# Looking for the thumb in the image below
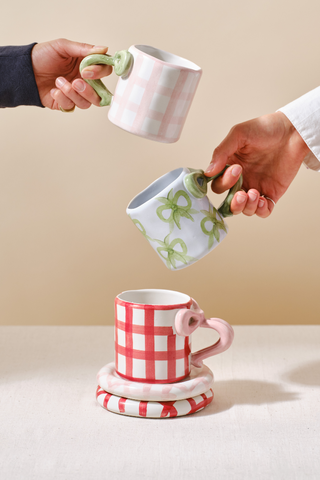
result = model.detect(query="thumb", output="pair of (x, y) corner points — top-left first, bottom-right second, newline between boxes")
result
(205, 126), (240, 177)
(56, 38), (108, 58)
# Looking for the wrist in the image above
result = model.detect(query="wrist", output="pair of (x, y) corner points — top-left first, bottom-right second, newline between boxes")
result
(30, 43), (41, 89)
(276, 110), (310, 158)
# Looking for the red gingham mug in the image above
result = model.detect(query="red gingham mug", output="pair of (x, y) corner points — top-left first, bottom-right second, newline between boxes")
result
(114, 289), (234, 384)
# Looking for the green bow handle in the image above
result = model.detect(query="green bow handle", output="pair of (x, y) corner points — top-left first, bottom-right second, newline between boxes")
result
(184, 166), (243, 218)
(79, 50), (133, 106)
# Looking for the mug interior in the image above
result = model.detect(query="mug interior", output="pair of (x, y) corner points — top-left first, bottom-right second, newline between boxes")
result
(118, 289), (190, 306)
(127, 168), (183, 210)
(135, 45), (201, 71)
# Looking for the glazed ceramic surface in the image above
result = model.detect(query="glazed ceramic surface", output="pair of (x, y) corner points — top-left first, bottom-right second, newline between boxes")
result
(127, 167), (242, 270)
(108, 45), (202, 142)
(114, 289), (234, 384)
(81, 45), (201, 143)
(97, 362), (213, 401)
(96, 385), (214, 418)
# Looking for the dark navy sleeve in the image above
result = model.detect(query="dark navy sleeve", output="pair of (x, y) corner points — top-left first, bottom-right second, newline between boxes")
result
(0, 43), (44, 108)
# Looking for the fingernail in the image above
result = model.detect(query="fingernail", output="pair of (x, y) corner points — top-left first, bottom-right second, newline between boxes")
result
(56, 77), (66, 88)
(248, 191), (258, 202)
(204, 164), (214, 175)
(91, 45), (108, 52)
(73, 79), (86, 92)
(82, 69), (94, 79)
(231, 165), (242, 177)
(258, 199), (265, 208)
(236, 193), (246, 204)
(50, 88), (58, 97)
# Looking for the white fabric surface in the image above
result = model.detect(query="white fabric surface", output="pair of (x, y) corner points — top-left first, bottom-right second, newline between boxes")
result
(278, 86), (320, 171)
(0, 326), (319, 480)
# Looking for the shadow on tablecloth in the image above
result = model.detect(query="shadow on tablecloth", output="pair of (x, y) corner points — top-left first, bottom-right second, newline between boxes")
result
(282, 360), (320, 387)
(190, 379), (300, 417)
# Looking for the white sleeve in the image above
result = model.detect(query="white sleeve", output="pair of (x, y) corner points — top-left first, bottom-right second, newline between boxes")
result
(278, 86), (320, 172)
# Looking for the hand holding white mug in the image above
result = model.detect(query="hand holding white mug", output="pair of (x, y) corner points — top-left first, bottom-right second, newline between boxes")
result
(205, 112), (310, 217)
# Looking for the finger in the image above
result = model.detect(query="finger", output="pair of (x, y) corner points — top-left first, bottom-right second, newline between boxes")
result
(205, 125), (241, 177)
(72, 79), (101, 107)
(81, 64), (113, 80)
(50, 88), (60, 110)
(51, 88), (75, 111)
(242, 189), (260, 216)
(55, 77), (91, 109)
(55, 38), (108, 58)
(255, 197), (272, 218)
(260, 197), (276, 217)
(230, 191), (248, 215)
(210, 164), (242, 194)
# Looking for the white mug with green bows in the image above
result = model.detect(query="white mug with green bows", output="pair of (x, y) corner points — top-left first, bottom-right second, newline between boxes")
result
(127, 167), (242, 270)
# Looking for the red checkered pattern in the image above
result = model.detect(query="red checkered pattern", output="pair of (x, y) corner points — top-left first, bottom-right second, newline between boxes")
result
(108, 46), (202, 143)
(114, 297), (193, 384)
(96, 386), (214, 418)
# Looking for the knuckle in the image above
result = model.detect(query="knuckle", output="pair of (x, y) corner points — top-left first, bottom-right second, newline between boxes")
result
(230, 208), (242, 215)
(55, 38), (67, 50)
(81, 42), (93, 49)
(78, 100), (91, 110)
(230, 123), (243, 138)
(229, 124), (238, 135)
(213, 145), (222, 156)
(64, 102), (75, 111)
(258, 211), (270, 219)
(243, 210), (255, 217)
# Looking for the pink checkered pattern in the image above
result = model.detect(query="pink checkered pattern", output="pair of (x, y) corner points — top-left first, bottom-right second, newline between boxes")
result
(108, 46), (202, 143)
(114, 297), (193, 384)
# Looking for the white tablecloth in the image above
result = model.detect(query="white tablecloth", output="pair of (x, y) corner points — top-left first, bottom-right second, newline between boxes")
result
(0, 326), (319, 479)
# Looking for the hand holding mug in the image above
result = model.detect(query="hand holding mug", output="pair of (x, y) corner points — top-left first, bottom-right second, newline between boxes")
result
(32, 39), (112, 111)
(80, 44), (202, 142)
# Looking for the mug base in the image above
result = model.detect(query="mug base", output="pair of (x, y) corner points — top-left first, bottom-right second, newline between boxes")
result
(108, 114), (181, 144)
(115, 369), (189, 384)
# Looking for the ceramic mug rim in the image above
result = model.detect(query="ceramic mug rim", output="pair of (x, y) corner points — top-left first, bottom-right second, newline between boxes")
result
(116, 288), (192, 310)
(131, 45), (202, 72)
(127, 167), (187, 211)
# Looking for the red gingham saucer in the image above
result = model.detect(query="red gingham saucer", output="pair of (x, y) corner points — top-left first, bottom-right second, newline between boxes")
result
(96, 385), (214, 418)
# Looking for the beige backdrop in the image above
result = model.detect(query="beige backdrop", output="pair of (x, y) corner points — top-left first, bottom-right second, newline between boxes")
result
(1, 0), (320, 326)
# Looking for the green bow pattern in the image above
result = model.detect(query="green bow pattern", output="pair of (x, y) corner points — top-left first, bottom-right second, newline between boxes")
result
(200, 205), (228, 249)
(156, 189), (199, 231)
(155, 234), (197, 270)
(129, 216), (154, 242)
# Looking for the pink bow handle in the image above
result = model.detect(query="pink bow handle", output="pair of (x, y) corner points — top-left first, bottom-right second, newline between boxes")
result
(175, 307), (234, 368)
(174, 308), (203, 336)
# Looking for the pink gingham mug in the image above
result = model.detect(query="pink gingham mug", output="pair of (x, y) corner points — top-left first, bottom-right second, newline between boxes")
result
(80, 45), (202, 143)
(114, 289), (234, 384)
